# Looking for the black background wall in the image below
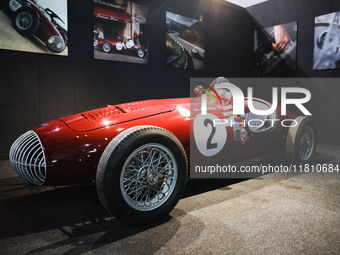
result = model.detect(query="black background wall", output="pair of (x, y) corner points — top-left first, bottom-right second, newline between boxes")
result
(0, 0), (254, 157)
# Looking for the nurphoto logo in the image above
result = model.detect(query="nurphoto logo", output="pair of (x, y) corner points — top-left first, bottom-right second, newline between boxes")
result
(199, 81), (311, 116)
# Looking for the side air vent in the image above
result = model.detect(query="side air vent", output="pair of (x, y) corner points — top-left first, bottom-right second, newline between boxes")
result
(81, 108), (124, 121)
(9, 130), (46, 185)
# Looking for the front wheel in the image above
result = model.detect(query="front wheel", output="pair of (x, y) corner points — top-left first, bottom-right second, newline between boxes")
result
(286, 117), (317, 162)
(96, 126), (188, 222)
(13, 8), (39, 35)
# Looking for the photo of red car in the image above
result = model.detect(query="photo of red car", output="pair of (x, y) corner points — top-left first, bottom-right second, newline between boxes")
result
(7, 0), (67, 53)
(8, 77), (316, 222)
(94, 37), (147, 58)
(93, 1), (148, 64)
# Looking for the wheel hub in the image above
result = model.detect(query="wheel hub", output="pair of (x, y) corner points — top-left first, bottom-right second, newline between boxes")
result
(147, 172), (159, 185)
(19, 14), (32, 28)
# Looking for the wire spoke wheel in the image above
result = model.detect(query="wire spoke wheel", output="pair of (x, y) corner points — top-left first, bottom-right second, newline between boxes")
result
(13, 8), (39, 35)
(16, 12), (33, 30)
(120, 143), (178, 211)
(97, 126), (187, 222)
(298, 126), (315, 161)
(286, 117), (317, 162)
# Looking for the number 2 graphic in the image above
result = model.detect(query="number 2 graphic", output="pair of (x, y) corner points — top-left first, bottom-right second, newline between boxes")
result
(193, 113), (227, 157)
(204, 119), (217, 150)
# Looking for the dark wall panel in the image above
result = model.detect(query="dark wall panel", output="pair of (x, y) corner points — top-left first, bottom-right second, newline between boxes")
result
(247, 0), (279, 27)
(295, 0), (330, 21)
(39, 56), (76, 122)
(0, 51), (40, 155)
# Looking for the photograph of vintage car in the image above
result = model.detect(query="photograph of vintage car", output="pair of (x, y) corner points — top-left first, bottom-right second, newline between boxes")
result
(94, 37), (147, 58)
(93, 0), (148, 64)
(0, 0), (68, 55)
(254, 22), (298, 75)
(313, 11), (340, 70)
(166, 11), (205, 70)
(9, 77), (316, 222)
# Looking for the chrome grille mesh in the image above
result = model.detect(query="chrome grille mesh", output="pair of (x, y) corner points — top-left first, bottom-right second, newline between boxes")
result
(9, 130), (46, 185)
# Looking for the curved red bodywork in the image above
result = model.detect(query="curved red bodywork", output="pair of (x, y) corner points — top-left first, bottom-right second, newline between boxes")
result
(34, 8), (62, 44)
(24, 97), (296, 185)
(34, 99), (191, 185)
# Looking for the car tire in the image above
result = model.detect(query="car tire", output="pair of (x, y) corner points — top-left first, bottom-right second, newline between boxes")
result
(286, 117), (317, 162)
(96, 126), (188, 222)
(13, 8), (39, 35)
(115, 43), (123, 51)
(137, 48), (145, 58)
(102, 42), (111, 53)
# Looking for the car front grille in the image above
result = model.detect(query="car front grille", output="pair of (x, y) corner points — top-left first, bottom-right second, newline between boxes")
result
(9, 130), (46, 185)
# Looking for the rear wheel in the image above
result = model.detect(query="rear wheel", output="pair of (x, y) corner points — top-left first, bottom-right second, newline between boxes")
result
(286, 117), (317, 162)
(13, 8), (39, 35)
(96, 126), (187, 222)
(137, 48), (145, 58)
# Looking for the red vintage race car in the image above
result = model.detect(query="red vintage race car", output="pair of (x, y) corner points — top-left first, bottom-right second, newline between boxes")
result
(8, 0), (67, 53)
(94, 37), (146, 58)
(9, 77), (316, 222)
(191, 48), (201, 58)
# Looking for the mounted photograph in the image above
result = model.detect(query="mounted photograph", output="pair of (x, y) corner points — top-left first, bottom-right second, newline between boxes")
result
(313, 11), (340, 70)
(0, 0), (68, 55)
(93, 0), (148, 64)
(166, 11), (204, 71)
(254, 21), (298, 75)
